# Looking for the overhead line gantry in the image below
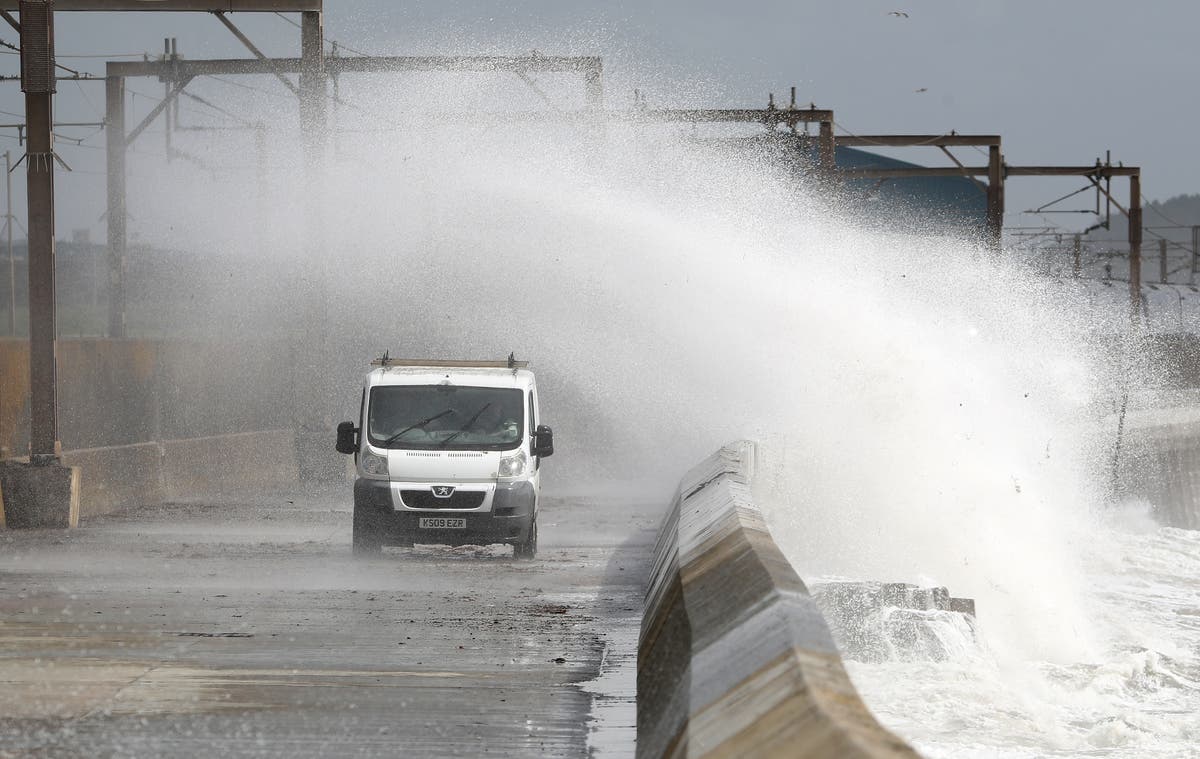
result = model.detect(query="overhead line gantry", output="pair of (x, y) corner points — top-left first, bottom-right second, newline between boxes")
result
(4, 0), (325, 522)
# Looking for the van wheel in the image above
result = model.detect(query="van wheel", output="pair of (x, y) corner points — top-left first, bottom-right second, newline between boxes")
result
(352, 504), (383, 556)
(514, 518), (538, 560)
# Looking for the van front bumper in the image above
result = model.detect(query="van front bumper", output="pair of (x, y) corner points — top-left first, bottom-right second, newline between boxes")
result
(353, 478), (536, 546)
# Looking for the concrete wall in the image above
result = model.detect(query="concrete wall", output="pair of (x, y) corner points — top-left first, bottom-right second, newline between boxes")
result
(159, 430), (300, 502)
(1119, 409), (1200, 529)
(60, 441), (164, 517)
(2, 429), (299, 522)
(0, 338), (159, 455)
(53, 429), (299, 519)
(0, 339), (30, 459)
(0, 337), (298, 457)
(638, 441), (920, 759)
(0, 336), (338, 523)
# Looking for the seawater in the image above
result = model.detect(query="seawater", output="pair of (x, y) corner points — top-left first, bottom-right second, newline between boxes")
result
(829, 508), (1200, 758)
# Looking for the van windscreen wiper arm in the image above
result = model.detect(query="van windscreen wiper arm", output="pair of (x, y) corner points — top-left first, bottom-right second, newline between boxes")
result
(439, 403), (491, 447)
(384, 408), (454, 446)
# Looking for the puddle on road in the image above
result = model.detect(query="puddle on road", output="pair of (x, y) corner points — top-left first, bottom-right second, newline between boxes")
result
(581, 614), (638, 759)
(531, 590), (639, 759)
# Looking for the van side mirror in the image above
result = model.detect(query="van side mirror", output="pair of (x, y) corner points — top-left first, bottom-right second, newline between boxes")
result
(532, 425), (554, 458)
(335, 421), (359, 455)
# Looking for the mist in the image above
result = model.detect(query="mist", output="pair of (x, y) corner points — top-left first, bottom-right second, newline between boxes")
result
(116, 66), (1156, 653)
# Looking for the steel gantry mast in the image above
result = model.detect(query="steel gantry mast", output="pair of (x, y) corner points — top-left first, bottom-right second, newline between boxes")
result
(836, 143), (1143, 320)
(0, 0), (323, 525)
(833, 134), (1005, 249)
(100, 42), (605, 479)
(101, 52), (605, 337)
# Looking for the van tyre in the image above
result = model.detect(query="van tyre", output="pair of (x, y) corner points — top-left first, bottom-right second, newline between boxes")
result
(352, 504), (383, 556)
(514, 518), (538, 560)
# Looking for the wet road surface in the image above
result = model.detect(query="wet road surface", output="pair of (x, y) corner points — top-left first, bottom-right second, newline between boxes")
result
(0, 487), (661, 758)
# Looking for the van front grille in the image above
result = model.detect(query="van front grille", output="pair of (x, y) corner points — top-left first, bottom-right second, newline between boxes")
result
(400, 490), (487, 510)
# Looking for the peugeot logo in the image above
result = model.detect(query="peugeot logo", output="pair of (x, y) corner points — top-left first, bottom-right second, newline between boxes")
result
(431, 486), (456, 498)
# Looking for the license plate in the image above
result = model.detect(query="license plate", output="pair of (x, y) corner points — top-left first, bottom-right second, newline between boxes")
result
(419, 517), (466, 529)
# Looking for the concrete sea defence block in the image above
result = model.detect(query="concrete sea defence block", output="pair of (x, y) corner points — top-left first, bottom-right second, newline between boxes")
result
(0, 459), (80, 528)
(0, 338), (164, 456)
(0, 338), (30, 460)
(160, 429), (299, 500)
(1118, 421), (1200, 530)
(61, 442), (165, 518)
(638, 441), (920, 759)
(809, 582), (977, 663)
(17, 430), (299, 519)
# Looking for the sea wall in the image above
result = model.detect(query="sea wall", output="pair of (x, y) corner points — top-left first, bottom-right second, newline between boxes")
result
(637, 441), (919, 759)
(0, 429), (299, 523)
(0, 337), (296, 458)
(1119, 404), (1200, 529)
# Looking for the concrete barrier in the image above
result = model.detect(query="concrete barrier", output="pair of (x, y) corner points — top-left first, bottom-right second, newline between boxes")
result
(0, 337), (302, 457)
(809, 582), (977, 663)
(0, 429), (300, 524)
(160, 429), (299, 500)
(0, 460), (80, 528)
(62, 442), (164, 517)
(1119, 413), (1200, 530)
(638, 441), (919, 759)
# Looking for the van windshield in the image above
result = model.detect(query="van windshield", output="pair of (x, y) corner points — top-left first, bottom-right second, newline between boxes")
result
(368, 385), (524, 451)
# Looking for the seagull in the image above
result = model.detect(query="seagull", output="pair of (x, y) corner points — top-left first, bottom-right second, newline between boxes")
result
(888, 10), (910, 18)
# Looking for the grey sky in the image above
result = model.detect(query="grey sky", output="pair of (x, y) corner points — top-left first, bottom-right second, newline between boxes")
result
(1, 0), (1194, 240)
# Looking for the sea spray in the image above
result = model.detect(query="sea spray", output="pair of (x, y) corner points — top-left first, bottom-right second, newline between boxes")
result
(120, 78), (1192, 755)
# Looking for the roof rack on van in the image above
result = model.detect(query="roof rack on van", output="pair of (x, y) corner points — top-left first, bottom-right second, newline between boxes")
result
(371, 351), (528, 369)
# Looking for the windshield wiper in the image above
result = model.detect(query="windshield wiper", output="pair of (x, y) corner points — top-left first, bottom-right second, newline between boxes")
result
(439, 403), (491, 448)
(383, 408), (455, 446)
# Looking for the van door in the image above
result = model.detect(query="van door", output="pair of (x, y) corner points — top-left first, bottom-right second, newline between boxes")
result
(528, 389), (539, 471)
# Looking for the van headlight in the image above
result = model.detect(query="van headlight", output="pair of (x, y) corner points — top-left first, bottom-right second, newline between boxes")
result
(498, 451), (527, 479)
(360, 449), (389, 478)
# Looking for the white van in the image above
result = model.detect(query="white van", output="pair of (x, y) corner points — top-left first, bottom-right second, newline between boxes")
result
(336, 356), (553, 558)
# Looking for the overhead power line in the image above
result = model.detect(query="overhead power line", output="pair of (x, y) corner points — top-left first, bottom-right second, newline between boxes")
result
(206, 73), (294, 101)
(0, 38), (99, 78)
(47, 52), (145, 59)
(179, 89), (255, 127)
(272, 11), (375, 57)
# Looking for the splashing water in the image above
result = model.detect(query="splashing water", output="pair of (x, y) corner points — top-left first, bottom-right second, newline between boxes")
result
(126, 76), (1196, 756)
(822, 513), (1200, 759)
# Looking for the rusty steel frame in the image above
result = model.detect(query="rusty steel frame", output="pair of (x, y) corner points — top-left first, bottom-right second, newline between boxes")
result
(0, 1), (319, 9)
(15, 0), (323, 462)
(845, 153), (1142, 318)
(612, 106), (837, 172)
(833, 134), (1005, 249)
(107, 54), (605, 78)
(104, 49), (605, 337)
(22, 0), (56, 461)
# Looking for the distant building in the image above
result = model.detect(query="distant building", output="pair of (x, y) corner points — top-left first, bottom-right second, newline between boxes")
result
(834, 145), (986, 236)
(708, 133), (987, 237)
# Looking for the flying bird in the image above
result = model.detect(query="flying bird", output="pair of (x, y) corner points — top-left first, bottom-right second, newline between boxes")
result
(888, 11), (910, 18)
(914, 87), (928, 93)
